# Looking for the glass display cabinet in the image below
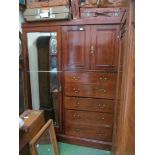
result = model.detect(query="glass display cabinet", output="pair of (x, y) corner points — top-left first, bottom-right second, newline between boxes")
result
(23, 26), (62, 132)
(30, 119), (59, 155)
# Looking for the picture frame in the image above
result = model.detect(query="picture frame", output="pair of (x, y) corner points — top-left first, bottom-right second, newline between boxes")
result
(29, 119), (59, 155)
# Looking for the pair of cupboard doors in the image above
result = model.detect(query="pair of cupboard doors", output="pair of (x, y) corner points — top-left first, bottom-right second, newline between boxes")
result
(62, 25), (119, 71)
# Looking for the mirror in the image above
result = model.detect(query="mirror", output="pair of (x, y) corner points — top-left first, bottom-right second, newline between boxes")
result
(27, 32), (60, 127)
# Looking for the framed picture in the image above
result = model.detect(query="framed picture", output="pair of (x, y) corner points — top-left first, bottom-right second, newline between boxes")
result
(29, 119), (59, 155)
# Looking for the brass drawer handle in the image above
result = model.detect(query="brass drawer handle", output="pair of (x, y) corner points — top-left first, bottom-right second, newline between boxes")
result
(98, 77), (108, 81)
(74, 128), (80, 132)
(97, 104), (106, 108)
(103, 124), (112, 128)
(97, 89), (106, 93)
(74, 90), (80, 93)
(97, 133), (104, 136)
(73, 114), (80, 119)
(73, 88), (80, 93)
(72, 76), (80, 81)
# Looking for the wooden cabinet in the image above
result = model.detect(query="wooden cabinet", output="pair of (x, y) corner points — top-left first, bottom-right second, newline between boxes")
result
(62, 25), (119, 71)
(62, 24), (120, 150)
(22, 17), (124, 151)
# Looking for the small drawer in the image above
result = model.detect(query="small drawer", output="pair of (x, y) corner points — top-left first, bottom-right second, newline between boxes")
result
(65, 83), (116, 99)
(64, 97), (114, 113)
(65, 122), (113, 141)
(64, 71), (117, 85)
(65, 110), (113, 127)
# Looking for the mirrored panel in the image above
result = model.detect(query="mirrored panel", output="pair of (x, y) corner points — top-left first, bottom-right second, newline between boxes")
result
(27, 32), (60, 127)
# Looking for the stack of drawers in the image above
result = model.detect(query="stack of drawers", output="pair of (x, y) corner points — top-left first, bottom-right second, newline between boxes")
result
(64, 71), (117, 142)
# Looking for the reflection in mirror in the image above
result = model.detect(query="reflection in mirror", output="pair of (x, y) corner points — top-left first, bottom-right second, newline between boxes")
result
(27, 32), (59, 127)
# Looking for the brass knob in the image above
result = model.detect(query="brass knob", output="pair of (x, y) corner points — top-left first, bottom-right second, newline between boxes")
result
(74, 101), (80, 107)
(101, 117), (105, 120)
(76, 102), (80, 105)
(90, 45), (94, 54)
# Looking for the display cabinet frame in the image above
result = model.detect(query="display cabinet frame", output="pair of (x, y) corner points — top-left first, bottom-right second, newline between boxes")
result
(30, 119), (59, 155)
(22, 26), (62, 133)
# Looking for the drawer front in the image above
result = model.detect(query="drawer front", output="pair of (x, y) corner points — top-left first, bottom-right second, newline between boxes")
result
(65, 84), (116, 99)
(64, 97), (114, 113)
(64, 72), (117, 85)
(65, 122), (113, 141)
(65, 110), (113, 127)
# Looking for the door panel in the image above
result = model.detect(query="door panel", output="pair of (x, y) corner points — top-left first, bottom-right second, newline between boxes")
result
(62, 26), (91, 70)
(91, 25), (119, 71)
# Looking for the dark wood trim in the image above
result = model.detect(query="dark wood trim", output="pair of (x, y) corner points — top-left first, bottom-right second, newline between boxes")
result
(112, 0), (135, 154)
(57, 134), (112, 150)
(22, 31), (32, 109)
(19, 31), (27, 112)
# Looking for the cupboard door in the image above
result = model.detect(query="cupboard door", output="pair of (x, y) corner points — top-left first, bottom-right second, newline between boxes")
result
(62, 26), (91, 70)
(91, 25), (119, 71)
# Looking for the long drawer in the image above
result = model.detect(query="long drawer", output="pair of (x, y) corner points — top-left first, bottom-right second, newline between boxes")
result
(64, 72), (117, 84)
(65, 122), (113, 141)
(65, 84), (116, 99)
(65, 110), (113, 127)
(64, 97), (114, 113)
